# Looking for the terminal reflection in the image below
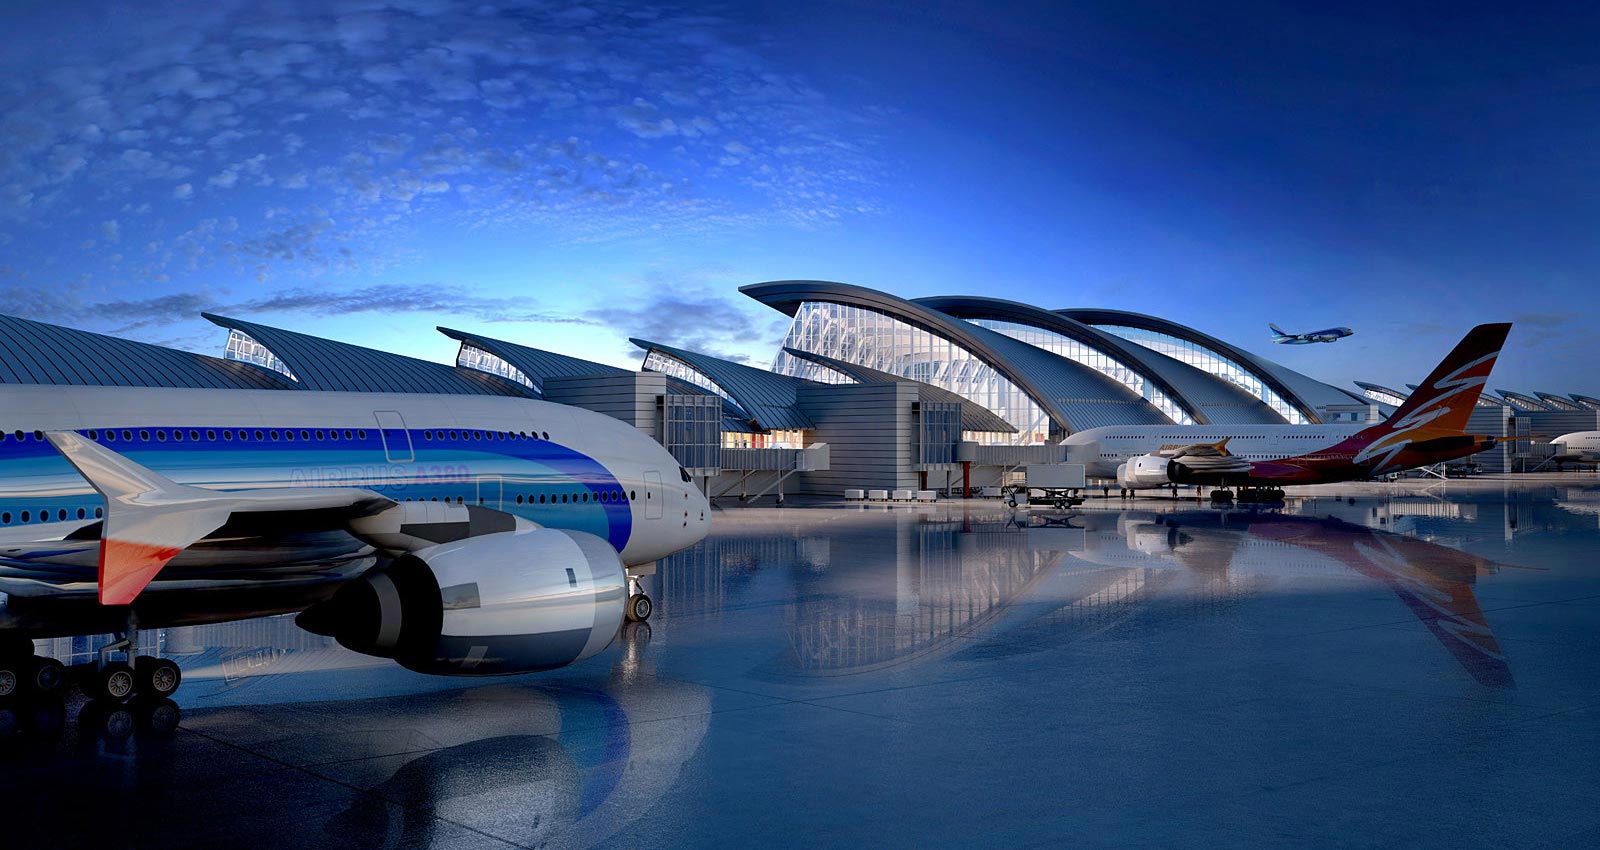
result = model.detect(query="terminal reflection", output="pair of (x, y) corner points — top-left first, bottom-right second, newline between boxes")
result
(660, 501), (1526, 689)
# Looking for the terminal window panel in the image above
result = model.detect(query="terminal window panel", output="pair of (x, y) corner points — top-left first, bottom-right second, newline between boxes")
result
(916, 401), (962, 465)
(968, 319), (1195, 425)
(662, 394), (721, 470)
(1094, 325), (1310, 425)
(775, 301), (1052, 445)
(223, 329), (299, 382)
(456, 345), (538, 391)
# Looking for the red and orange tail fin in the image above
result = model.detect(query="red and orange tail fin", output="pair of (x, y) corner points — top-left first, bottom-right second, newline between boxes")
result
(1359, 323), (1511, 438)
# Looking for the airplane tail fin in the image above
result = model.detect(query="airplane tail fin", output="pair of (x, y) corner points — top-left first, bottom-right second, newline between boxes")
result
(1356, 323), (1512, 438)
(1269, 323), (1288, 336)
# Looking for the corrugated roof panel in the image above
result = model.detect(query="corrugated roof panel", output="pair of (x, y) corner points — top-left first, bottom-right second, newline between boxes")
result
(0, 314), (294, 390)
(438, 327), (629, 392)
(631, 338), (818, 431)
(203, 314), (532, 397)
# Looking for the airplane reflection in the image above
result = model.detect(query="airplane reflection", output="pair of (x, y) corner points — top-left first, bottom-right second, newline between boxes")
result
(0, 625), (706, 850)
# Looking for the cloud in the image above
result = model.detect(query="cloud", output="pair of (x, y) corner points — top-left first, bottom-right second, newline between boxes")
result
(585, 287), (778, 365)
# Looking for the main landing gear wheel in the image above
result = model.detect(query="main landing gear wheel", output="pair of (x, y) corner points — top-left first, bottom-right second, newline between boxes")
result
(97, 662), (136, 702)
(626, 593), (653, 623)
(136, 657), (181, 698)
(0, 664), (16, 699)
(28, 656), (64, 694)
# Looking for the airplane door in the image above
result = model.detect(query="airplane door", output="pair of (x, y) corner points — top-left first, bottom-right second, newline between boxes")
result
(374, 410), (414, 463)
(644, 470), (663, 519)
(476, 476), (502, 510)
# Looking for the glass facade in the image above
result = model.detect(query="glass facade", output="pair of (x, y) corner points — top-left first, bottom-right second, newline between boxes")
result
(772, 301), (1052, 444)
(1360, 386), (1408, 407)
(223, 329), (298, 382)
(456, 344), (537, 391)
(1092, 325), (1309, 424)
(662, 394), (722, 470)
(643, 351), (741, 408)
(916, 401), (963, 465)
(968, 319), (1194, 425)
(783, 357), (858, 385)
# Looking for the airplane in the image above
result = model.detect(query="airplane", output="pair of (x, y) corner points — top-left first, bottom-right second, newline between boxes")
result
(1549, 431), (1600, 463)
(0, 382), (712, 704)
(1062, 322), (1520, 493)
(1270, 322), (1353, 344)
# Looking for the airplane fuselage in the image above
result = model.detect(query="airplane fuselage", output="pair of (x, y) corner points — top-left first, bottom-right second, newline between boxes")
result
(0, 385), (711, 598)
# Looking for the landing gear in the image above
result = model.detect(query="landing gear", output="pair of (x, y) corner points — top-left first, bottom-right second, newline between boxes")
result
(0, 635), (66, 699)
(27, 656), (64, 694)
(93, 616), (184, 702)
(625, 575), (653, 623)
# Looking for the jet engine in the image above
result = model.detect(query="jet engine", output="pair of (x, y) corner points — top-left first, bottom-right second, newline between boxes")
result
(1117, 454), (1179, 489)
(297, 528), (627, 675)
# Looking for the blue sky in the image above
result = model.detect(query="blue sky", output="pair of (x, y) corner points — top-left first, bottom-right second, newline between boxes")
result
(0, 0), (1595, 396)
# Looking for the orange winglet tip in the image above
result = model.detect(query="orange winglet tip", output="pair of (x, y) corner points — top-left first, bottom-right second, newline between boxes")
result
(98, 539), (183, 606)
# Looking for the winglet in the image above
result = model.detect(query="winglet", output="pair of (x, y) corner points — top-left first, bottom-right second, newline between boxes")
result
(46, 431), (231, 605)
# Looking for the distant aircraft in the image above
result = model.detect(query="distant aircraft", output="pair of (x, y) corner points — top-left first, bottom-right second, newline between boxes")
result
(1270, 322), (1353, 344)
(1064, 323), (1522, 494)
(1551, 432), (1600, 462)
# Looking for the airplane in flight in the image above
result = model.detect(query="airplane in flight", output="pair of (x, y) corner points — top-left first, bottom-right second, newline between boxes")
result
(1063, 322), (1518, 494)
(0, 381), (712, 703)
(1270, 322), (1354, 344)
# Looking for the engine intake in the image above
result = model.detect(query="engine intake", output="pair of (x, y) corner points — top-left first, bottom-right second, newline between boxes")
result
(298, 528), (627, 675)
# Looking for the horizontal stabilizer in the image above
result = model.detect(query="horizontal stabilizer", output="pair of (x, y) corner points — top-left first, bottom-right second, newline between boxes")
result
(46, 431), (394, 605)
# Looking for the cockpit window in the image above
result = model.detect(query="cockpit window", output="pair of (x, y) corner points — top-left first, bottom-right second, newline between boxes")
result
(679, 466), (692, 483)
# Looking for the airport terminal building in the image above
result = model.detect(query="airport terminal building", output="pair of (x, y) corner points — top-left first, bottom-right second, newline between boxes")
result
(0, 281), (1592, 495)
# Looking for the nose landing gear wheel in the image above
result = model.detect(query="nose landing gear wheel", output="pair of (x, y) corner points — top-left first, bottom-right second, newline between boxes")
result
(625, 593), (653, 623)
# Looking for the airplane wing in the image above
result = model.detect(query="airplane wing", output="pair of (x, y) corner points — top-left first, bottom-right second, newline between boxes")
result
(47, 431), (394, 605)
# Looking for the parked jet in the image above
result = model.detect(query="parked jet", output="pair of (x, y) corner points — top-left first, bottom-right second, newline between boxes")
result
(0, 384), (711, 703)
(1064, 323), (1518, 492)
(1270, 323), (1353, 344)
(1550, 431), (1600, 462)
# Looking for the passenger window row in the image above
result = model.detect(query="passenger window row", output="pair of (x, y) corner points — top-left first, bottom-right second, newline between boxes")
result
(1, 428), (554, 444)
(0, 505), (102, 525)
(399, 490), (638, 506)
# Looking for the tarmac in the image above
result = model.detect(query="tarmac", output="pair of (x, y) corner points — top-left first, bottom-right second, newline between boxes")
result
(3, 473), (1599, 848)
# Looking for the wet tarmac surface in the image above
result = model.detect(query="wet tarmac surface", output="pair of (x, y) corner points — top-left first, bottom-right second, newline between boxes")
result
(4, 475), (1600, 848)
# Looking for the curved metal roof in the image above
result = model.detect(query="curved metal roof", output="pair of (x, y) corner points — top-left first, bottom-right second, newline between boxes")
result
(0, 313), (294, 390)
(632, 338), (818, 431)
(916, 295), (1285, 426)
(1571, 394), (1600, 410)
(742, 281), (1171, 434)
(1056, 308), (1356, 422)
(1536, 392), (1583, 411)
(438, 327), (628, 392)
(203, 314), (531, 397)
(1496, 389), (1551, 411)
(1354, 381), (1410, 405)
(780, 347), (1018, 433)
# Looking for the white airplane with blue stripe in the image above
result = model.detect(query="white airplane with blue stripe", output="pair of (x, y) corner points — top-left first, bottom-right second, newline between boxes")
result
(1270, 322), (1353, 344)
(0, 383), (710, 701)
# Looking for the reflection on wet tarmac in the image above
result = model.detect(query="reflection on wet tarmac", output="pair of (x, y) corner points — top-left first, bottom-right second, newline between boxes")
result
(5, 477), (1600, 847)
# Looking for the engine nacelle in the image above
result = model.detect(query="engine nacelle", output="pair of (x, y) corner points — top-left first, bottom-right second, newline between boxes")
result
(1117, 454), (1178, 489)
(298, 527), (627, 676)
